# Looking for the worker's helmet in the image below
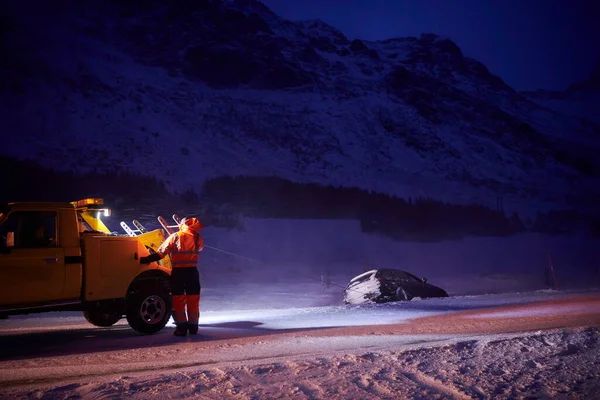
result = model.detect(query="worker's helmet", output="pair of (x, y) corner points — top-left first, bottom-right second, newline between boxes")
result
(180, 216), (203, 232)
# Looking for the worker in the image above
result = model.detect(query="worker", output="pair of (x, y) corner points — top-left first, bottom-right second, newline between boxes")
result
(140, 217), (204, 336)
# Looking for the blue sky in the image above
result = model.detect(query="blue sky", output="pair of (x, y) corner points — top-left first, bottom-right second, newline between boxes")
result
(261, 0), (599, 91)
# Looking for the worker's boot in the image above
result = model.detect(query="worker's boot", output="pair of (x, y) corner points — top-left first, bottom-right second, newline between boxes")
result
(188, 322), (198, 335)
(174, 323), (188, 337)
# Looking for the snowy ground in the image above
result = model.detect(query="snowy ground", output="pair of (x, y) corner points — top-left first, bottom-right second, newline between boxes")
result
(1, 220), (599, 399)
(0, 286), (599, 399)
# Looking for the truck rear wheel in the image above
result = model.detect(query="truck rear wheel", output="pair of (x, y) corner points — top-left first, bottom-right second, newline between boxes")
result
(83, 309), (122, 327)
(126, 281), (171, 334)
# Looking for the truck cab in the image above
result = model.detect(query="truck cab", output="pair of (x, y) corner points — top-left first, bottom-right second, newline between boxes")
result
(0, 198), (173, 334)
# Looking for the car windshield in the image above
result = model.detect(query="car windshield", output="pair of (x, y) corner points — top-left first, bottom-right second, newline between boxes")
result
(378, 269), (422, 282)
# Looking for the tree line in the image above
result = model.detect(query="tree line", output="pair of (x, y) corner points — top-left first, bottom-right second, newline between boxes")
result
(0, 155), (170, 204)
(199, 175), (599, 240)
(199, 175), (528, 241)
(2, 156), (596, 241)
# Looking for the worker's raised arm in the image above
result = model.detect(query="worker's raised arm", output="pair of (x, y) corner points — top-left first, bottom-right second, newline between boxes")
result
(157, 232), (178, 256)
(140, 232), (178, 264)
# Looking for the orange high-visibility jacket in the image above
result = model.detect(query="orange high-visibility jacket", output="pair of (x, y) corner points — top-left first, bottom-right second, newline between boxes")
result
(157, 217), (204, 268)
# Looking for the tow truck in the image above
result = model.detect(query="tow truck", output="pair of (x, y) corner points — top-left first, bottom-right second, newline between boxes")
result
(0, 198), (172, 334)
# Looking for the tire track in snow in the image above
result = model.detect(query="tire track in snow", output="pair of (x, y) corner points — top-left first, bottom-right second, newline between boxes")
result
(2, 327), (599, 399)
(402, 369), (471, 399)
(294, 381), (322, 399)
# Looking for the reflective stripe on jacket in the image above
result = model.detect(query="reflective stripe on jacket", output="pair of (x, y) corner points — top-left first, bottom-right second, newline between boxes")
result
(158, 230), (204, 268)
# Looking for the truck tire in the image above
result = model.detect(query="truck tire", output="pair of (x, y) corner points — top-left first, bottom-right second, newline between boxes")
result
(126, 281), (171, 334)
(83, 309), (122, 327)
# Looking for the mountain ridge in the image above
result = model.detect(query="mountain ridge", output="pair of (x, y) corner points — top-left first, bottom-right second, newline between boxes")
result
(522, 58), (600, 125)
(1, 0), (599, 217)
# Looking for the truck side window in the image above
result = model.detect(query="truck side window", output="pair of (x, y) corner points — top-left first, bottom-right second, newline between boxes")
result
(0, 211), (57, 248)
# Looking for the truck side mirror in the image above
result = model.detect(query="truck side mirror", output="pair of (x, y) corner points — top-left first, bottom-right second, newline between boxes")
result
(421, 277), (428, 284)
(6, 232), (14, 248)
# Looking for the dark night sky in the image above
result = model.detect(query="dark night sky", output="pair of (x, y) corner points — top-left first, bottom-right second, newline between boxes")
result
(261, 0), (599, 91)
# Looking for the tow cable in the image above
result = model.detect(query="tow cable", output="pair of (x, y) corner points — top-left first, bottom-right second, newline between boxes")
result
(203, 244), (369, 295)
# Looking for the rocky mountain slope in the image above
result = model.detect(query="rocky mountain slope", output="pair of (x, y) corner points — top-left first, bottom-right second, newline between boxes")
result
(1, 0), (598, 216)
(522, 59), (600, 124)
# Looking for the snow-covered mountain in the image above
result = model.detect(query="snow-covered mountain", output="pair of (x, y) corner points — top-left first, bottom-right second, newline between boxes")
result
(1, 0), (599, 215)
(522, 59), (600, 125)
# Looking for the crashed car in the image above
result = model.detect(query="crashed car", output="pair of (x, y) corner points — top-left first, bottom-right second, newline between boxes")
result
(343, 268), (449, 305)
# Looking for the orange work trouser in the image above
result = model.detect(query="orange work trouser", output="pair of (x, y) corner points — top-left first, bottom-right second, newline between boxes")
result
(171, 267), (201, 325)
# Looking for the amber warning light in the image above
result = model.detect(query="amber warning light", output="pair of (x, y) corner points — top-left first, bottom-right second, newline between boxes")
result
(72, 198), (104, 208)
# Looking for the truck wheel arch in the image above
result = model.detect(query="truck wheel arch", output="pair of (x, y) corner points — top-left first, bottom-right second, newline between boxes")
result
(128, 270), (171, 293)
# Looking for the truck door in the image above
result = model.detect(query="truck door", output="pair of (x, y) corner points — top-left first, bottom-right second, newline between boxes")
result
(0, 210), (66, 305)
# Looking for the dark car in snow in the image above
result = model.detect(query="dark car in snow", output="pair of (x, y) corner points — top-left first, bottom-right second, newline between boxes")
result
(343, 268), (449, 305)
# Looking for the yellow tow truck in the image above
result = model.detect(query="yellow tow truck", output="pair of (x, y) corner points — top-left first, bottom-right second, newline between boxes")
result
(0, 198), (172, 334)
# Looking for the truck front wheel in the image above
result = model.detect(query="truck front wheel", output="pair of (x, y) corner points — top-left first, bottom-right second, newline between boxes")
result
(83, 309), (122, 327)
(126, 281), (171, 334)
